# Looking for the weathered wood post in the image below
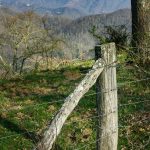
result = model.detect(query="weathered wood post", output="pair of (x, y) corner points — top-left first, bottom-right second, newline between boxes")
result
(95, 43), (118, 150)
(34, 58), (104, 150)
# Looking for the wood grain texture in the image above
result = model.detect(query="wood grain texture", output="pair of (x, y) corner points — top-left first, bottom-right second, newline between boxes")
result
(35, 58), (104, 150)
(95, 43), (118, 150)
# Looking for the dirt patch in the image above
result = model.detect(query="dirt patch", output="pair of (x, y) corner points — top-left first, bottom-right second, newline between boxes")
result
(63, 71), (81, 81)
(32, 87), (53, 95)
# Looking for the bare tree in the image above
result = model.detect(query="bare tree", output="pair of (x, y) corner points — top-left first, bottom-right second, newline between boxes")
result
(0, 11), (63, 75)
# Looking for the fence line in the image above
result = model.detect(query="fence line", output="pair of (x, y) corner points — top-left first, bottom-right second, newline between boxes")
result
(0, 94), (149, 113)
(118, 117), (149, 128)
(119, 99), (150, 107)
(1, 59), (140, 112)
(64, 101), (149, 126)
(0, 99), (65, 112)
(118, 78), (150, 86)
(74, 117), (149, 150)
(74, 61), (131, 74)
(0, 102), (149, 144)
(0, 98), (148, 143)
(0, 77), (149, 113)
(0, 130), (37, 141)
(11, 59), (146, 80)
(73, 117), (149, 150)
(0, 43), (149, 150)
(54, 58), (136, 75)
(0, 107), (148, 142)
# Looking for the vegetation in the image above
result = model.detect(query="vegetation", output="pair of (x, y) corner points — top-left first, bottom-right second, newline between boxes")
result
(0, 11), (64, 77)
(0, 56), (149, 149)
(89, 25), (129, 52)
(0, 3), (149, 150)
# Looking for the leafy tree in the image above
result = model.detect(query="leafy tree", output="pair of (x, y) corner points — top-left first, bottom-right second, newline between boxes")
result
(89, 25), (129, 52)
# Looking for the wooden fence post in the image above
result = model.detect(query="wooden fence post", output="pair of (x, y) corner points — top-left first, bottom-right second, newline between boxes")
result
(95, 43), (118, 150)
(35, 58), (104, 150)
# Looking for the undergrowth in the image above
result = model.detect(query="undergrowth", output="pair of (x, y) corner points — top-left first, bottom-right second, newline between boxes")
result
(0, 58), (149, 150)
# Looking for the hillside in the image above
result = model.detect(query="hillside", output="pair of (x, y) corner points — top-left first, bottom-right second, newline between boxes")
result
(0, 7), (131, 59)
(44, 8), (131, 59)
(60, 8), (131, 34)
(0, 59), (149, 149)
(0, 0), (130, 18)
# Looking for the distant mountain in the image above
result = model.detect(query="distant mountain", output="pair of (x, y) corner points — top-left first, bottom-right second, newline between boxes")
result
(0, 7), (131, 59)
(61, 8), (131, 34)
(44, 8), (131, 59)
(0, 0), (131, 18)
(44, 8), (131, 36)
(46, 7), (86, 19)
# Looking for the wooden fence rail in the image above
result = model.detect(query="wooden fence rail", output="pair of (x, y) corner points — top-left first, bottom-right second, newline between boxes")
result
(34, 43), (118, 150)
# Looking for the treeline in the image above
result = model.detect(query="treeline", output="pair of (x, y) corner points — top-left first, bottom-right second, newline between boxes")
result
(43, 8), (131, 59)
(0, 10), (65, 77)
(0, 7), (131, 77)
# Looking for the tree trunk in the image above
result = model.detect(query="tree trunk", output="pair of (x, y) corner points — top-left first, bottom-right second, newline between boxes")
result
(131, 0), (150, 64)
(20, 58), (26, 74)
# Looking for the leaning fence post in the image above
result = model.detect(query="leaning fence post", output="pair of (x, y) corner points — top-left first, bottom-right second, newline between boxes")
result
(95, 43), (118, 150)
(34, 58), (104, 150)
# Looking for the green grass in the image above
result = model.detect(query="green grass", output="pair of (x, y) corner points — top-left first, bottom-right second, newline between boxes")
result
(0, 59), (149, 150)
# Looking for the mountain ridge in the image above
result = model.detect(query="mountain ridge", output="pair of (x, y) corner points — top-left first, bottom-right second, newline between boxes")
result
(0, 0), (131, 18)
(0, 7), (131, 59)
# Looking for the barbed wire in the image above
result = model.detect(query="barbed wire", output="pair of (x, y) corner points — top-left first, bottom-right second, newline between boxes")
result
(0, 90), (149, 113)
(54, 57), (137, 75)
(0, 98), (148, 141)
(0, 99), (65, 113)
(0, 81), (148, 144)
(119, 99), (150, 107)
(64, 99), (150, 126)
(0, 105), (148, 142)
(118, 78), (150, 86)
(0, 95), (148, 143)
(0, 133), (23, 141)
(0, 130), (38, 141)
(0, 76), (149, 113)
(74, 117), (149, 150)
(0, 60), (115, 112)
(53, 60), (149, 78)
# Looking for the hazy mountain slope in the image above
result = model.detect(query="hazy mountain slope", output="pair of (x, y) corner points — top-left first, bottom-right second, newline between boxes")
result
(0, 7), (131, 59)
(56, 9), (131, 35)
(36, 8), (131, 59)
(0, 0), (131, 18)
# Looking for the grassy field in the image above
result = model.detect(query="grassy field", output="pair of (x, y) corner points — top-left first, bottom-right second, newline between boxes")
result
(0, 57), (149, 150)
